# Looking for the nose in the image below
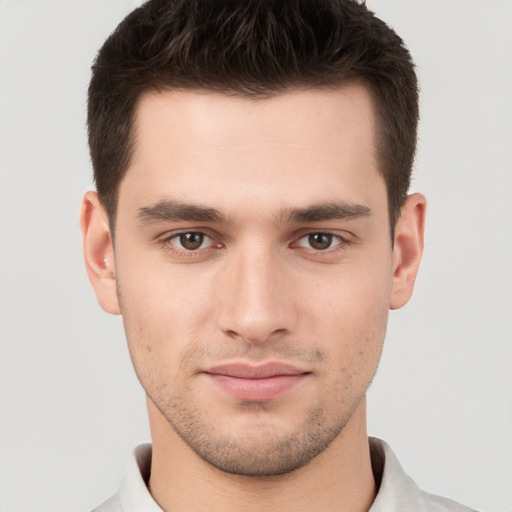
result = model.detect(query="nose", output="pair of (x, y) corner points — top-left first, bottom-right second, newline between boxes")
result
(216, 246), (297, 344)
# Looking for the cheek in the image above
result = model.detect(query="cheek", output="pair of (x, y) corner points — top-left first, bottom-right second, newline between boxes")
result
(115, 259), (217, 383)
(298, 260), (391, 366)
(118, 248), (215, 326)
(300, 255), (392, 322)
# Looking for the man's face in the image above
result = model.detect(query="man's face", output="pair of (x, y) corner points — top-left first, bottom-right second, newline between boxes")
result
(111, 86), (396, 475)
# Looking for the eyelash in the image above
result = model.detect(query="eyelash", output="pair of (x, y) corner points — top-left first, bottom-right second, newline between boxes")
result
(160, 231), (221, 258)
(293, 232), (347, 253)
(159, 230), (352, 259)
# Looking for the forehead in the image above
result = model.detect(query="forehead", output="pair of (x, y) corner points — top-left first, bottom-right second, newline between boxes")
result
(120, 85), (384, 219)
(132, 85), (377, 156)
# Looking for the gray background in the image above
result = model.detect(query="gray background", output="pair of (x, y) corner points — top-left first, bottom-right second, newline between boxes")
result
(0, 1), (511, 511)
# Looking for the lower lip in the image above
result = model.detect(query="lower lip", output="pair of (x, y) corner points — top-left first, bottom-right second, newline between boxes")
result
(206, 373), (307, 401)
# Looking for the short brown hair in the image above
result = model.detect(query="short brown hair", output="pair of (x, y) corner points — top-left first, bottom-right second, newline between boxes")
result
(88, 0), (418, 230)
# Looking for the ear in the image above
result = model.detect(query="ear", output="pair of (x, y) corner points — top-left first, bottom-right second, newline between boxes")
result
(390, 193), (427, 310)
(79, 191), (120, 315)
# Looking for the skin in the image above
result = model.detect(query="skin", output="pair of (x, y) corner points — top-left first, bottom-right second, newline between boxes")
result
(81, 85), (426, 512)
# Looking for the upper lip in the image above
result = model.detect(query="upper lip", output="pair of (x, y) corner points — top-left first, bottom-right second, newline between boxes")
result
(206, 361), (308, 379)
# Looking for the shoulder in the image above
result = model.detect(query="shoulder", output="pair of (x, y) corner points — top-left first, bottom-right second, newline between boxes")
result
(90, 494), (122, 512)
(418, 490), (478, 512)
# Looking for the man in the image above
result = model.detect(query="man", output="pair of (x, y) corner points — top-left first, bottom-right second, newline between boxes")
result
(80, 1), (476, 511)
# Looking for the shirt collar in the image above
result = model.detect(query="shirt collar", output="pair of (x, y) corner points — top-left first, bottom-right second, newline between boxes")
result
(368, 437), (427, 512)
(118, 443), (163, 511)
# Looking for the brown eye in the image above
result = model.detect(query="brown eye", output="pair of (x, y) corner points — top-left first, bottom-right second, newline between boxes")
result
(178, 232), (205, 250)
(308, 233), (333, 250)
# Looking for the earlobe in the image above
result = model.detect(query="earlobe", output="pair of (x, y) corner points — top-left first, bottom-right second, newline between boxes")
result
(390, 193), (427, 310)
(80, 191), (121, 315)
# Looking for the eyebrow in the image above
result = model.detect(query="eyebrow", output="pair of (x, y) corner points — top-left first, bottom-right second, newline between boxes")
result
(137, 199), (371, 226)
(137, 201), (227, 224)
(285, 202), (371, 223)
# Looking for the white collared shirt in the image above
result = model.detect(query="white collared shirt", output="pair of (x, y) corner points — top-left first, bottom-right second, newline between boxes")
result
(92, 438), (477, 512)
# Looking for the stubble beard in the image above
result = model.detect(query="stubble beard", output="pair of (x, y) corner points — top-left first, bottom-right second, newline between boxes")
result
(146, 382), (365, 477)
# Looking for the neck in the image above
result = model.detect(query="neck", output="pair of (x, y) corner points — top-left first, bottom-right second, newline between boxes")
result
(147, 397), (376, 512)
